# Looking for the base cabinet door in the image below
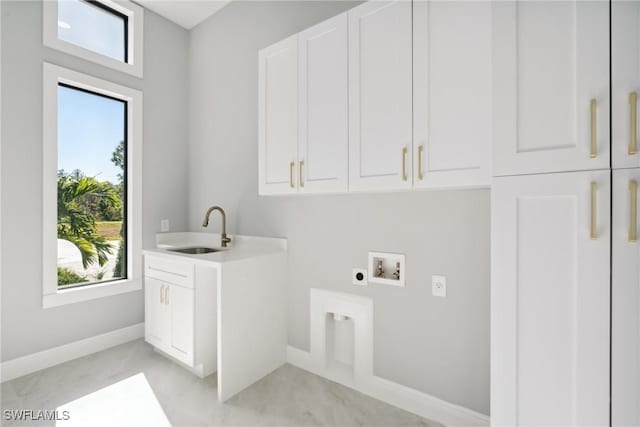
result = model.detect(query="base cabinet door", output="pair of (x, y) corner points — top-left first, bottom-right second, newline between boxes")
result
(413, 0), (492, 188)
(613, 1), (640, 169)
(259, 35), (298, 195)
(168, 284), (195, 366)
(491, 170), (610, 426)
(492, 1), (609, 176)
(348, 0), (413, 191)
(145, 277), (170, 349)
(612, 168), (640, 426)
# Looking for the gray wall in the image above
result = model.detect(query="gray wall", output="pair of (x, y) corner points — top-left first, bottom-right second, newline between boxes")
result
(0, 1), (189, 361)
(189, 1), (490, 415)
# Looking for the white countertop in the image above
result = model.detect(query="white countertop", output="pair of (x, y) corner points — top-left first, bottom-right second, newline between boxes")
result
(142, 232), (287, 266)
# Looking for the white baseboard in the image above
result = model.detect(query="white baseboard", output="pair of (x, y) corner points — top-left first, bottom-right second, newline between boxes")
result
(286, 346), (489, 427)
(0, 323), (144, 383)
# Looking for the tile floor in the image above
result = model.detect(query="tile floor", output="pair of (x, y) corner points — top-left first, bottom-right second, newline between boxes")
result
(1, 340), (438, 427)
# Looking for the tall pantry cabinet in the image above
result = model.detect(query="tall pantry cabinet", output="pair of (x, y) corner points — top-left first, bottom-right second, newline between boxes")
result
(491, 0), (627, 425)
(493, 0), (640, 425)
(612, 1), (640, 425)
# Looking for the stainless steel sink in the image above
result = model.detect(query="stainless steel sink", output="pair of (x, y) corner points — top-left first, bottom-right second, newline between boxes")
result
(168, 247), (221, 254)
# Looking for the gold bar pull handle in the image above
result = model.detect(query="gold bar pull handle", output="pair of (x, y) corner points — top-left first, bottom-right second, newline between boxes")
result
(630, 180), (638, 242)
(590, 99), (597, 158)
(590, 181), (598, 240)
(289, 161), (295, 188)
(299, 160), (305, 188)
(402, 147), (408, 181)
(165, 286), (169, 305)
(417, 145), (424, 181)
(630, 92), (638, 155)
(160, 285), (165, 304)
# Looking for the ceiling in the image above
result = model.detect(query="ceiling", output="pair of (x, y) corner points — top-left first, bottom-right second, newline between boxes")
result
(136, 0), (233, 30)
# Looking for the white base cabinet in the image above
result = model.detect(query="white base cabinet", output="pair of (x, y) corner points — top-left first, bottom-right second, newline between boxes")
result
(613, 168), (640, 426)
(491, 170), (610, 426)
(144, 255), (217, 377)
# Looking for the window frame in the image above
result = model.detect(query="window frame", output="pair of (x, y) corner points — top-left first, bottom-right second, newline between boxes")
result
(43, 0), (144, 78)
(42, 63), (143, 308)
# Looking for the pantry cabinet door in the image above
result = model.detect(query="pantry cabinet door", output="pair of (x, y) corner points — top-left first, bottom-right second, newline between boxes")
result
(612, 168), (640, 426)
(413, 1), (492, 189)
(145, 277), (170, 350)
(491, 170), (610, 426)
(348, 0), (413, 191)
(298, 13), (348, 194)
(493, 1), (610, 176)
(258, 35), (298, 195)
(612, 1), (640, 169)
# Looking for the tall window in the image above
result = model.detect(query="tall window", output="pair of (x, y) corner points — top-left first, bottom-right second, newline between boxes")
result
(43, 64), (142, 308)
(57, 84), (127, 289)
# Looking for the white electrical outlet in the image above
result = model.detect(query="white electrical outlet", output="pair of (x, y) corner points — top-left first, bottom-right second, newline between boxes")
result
(160, 219), (170, 232)
(432, 275), (447, 297)
(352, 268), (368, 286)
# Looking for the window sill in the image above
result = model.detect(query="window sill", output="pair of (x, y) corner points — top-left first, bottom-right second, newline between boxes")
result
(43, 278), (142, 308)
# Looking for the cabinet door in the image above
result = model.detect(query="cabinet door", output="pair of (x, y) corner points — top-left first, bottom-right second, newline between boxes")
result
(145, 277), (169, 349)
(491, 170), (610, 426)
(348, 0), (413, 191)
(612, 1), (640, 169)
(413, 1), (491, 189)
(298, 13), (348, 194)
(258, 35), (298, 195)
(168, 284), (194, 366)
(612, 168), (640, 426)
(493, 1), (609, 176)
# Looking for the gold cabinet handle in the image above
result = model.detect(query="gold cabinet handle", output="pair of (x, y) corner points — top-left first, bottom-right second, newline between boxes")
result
(402, 147), (408, 181)
(289, 161), (295, 188)
(417, 145), (424, 181)
(590, 99), (597, 158)
(630, 92), (638, 155)
(630, 180), (638, 242)
(165, 286), (169, 305)
(160, 285), (164, 304)
(299, 160), (305, 188)
(590, 181), (597, 240)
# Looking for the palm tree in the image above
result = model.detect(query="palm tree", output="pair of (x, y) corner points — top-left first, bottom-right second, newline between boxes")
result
(57, 172), (120, 269)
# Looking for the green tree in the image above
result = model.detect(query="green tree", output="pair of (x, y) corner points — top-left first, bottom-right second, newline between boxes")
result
(112, 140), (126, 278)
(57, 173), (120, 269)
(111, 140), (125, 182)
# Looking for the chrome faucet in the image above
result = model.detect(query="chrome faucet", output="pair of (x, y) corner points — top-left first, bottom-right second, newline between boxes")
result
(202, 206), (231, 248)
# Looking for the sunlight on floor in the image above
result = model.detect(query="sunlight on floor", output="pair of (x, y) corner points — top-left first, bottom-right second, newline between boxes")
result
(56, 373), (171, 427)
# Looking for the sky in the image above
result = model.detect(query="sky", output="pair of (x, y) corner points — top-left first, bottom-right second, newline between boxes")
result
(58, 0), (126, 62)
(58, 84), (125, 184)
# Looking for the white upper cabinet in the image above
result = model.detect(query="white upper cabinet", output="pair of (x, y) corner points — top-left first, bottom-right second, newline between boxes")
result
(613, 1), (640, 169)
(259, 35), (298, 195)
(413, 1), (492, 188)
(612, 168), (640, 426)
(298, 13), (349, 193)
(348, 0), (413, 191)
(493, 1), (610, 176)
(492, 170), (610, 426)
